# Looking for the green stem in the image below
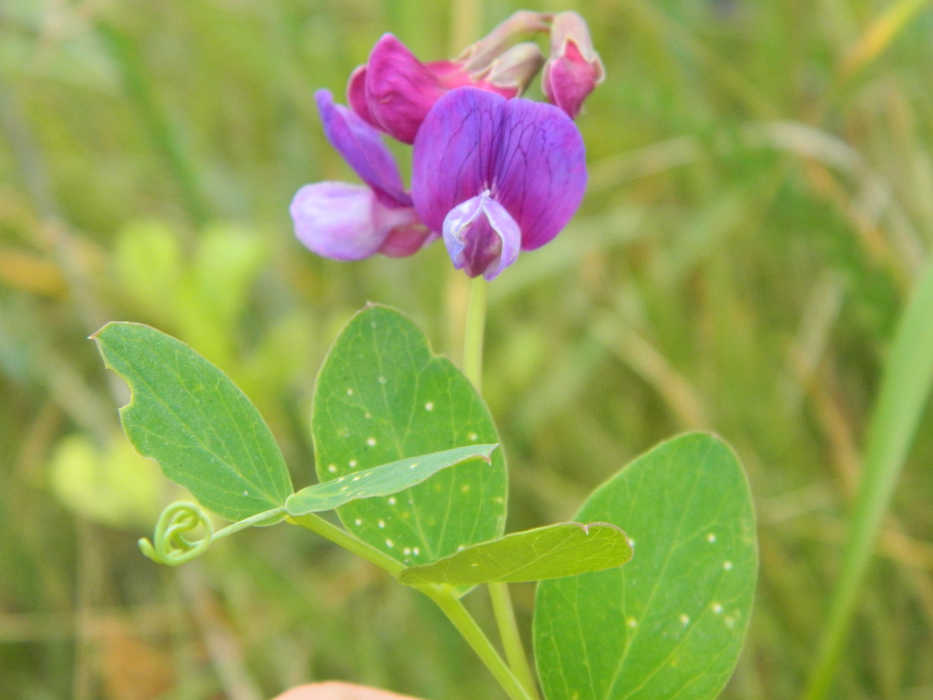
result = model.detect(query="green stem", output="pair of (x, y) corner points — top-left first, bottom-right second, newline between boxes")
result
(489, 581), (540, 699)
(287, 513), (404, 577)
(803, 260), (933, 699)
(213, 507), (286, 541)
(290, 512), (529, 698)
(425, 587), (534, 700)
(462, 275), (540, 699)
(463, 276), (487, 390)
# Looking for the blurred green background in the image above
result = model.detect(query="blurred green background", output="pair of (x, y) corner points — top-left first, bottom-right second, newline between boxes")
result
(2, 0), (932, 698)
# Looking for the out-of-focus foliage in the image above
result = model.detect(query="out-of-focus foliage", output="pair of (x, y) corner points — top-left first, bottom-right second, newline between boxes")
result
(1, 0), (931, 698)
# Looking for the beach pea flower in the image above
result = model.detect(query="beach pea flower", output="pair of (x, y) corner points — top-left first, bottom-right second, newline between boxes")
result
(412, 87), (586, 279)
(290, 90), (433, 260)
(349, 13), (549, 144)
(542, 11), (605, 118)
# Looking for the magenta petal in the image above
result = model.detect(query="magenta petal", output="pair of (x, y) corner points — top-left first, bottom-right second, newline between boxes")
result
(412, 87), (586, 251)
(364, 34), (446, 144)
(442, 193), (520, 279)
(290, 182), (418, 261)
(346, 65), (378, 127)
(315, 90), (412, 208)
(378, 223), (437, 258)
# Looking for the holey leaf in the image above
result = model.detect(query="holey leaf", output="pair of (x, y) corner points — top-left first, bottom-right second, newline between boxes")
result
(93, 323), (293, 521)
(286, 445), (497, 515)
(533, 433), (757, 700)
(399, 522), (632, 587)
(311, 305), (507, 567)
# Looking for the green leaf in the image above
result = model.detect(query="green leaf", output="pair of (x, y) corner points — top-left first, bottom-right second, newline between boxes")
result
(399, 522), (632, 587)
(286, 444), (497, 515)
(93, 322), (294, 521)
(533, 433), (757, 700)
(311, 305), (507, 567)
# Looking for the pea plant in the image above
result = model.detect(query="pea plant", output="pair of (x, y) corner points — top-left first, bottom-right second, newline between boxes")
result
(94, 11), (757, 699)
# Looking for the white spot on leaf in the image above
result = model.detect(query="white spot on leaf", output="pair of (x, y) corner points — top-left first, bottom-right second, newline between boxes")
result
(679, 614), (689, 626)
(706, 532), (716, 543)
(723, 560), (733, 570)
(327, 464), (337, 473)
(712, 602), (723, 614)
(424, 401), (434, 411)
(366, 437), (377, 446)
(378, 519), (386, 529)
(626, 617), (638, 628)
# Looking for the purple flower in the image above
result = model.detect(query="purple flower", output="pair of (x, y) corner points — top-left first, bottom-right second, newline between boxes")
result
(542, 12), (605, 118)
(290, 90), (433, 260)
(412, 87), (586, 279)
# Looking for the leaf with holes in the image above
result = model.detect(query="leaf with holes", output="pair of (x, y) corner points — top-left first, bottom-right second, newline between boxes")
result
(399, 521), (632, 586)
(311, 305), (507, 566)
(533, 432), (757, 700)
(286, 444), (497, 515)
(93, 323), (294, 521)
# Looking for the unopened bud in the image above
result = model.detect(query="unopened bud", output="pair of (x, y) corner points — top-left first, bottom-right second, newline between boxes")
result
(476, 42), (545, 95)
(542, 11), (605, 118)
(456, 10), (552, 73)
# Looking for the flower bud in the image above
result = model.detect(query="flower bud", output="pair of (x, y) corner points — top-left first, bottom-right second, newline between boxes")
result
(476, 42), (545, 95)
(456, 10), (551, 73)
(542, 11), (605, 118)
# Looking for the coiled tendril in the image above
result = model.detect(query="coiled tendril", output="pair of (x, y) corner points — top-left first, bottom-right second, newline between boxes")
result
(139, 502), (286, 566)
(138, 501), (213, 566)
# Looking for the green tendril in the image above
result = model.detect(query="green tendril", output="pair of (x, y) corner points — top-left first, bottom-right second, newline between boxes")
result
(139, 502), (288, 566)
(138, 501), (214, 566)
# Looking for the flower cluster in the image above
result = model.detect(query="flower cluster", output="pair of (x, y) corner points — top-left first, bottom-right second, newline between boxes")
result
(290, 11), (603, 280)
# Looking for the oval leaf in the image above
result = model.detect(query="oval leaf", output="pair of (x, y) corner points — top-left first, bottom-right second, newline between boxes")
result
(286, 444), (497, 515)
(311, 305), (507, 567)
(93, 322), (293, 521)
(533, 432), (757, 700)
(399, 522), (632, 587)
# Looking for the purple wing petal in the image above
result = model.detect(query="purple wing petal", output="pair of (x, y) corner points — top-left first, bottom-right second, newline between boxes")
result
(315, 90), (412, 208)
(412, 87), (586, 250)
(290, 182), (418, 261)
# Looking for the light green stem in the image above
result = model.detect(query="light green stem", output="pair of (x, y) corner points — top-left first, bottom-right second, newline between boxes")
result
(289, 512), (530, 698)
(462, 276), (540, 699)
(489, 581), (540, 699)
(463, 276), (487, 390)
(425, 587), (534, 700)
(803, 260), (933, 698)
(287, 513), (404, 577)
(213, 506), (286, 541)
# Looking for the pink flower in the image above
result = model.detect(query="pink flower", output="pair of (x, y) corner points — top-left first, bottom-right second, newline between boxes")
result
(349, 13), (550, 143)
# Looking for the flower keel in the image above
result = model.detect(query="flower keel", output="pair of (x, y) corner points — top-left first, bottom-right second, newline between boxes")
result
(443, 193), (520, 279)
